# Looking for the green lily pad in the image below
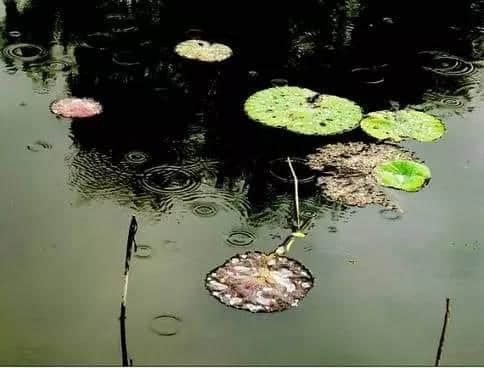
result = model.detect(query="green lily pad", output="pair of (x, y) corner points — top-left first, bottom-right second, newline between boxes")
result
(373, 160), (431, 192)
(360, 109), (445, 142)
(244, 87), (363, 136)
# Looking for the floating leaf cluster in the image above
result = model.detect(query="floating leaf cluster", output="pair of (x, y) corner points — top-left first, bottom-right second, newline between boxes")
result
(174, 40), (233, 63)
(244, 86), (363, 136)
(206, 251), (314, 313)
(307, 142), (423, 208)
(360, 109), (445, 142)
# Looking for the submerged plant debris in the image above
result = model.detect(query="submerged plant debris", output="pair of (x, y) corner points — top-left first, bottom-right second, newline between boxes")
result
(373, 160), (432, 192)
(307, 142), (422, 208)
(206, 251), (314, 313)
(360, 109), (445, 142)
(50, 97), (103, 118)
(174, 40), (233, 62)
(244, 87), (363, 136)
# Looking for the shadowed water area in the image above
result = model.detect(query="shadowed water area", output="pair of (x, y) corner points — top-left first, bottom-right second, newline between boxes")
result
(0, 0), (483, 365)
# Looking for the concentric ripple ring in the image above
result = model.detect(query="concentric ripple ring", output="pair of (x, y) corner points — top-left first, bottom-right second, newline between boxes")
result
(140, 166), (201, 194)
(3, 43), (48, 62)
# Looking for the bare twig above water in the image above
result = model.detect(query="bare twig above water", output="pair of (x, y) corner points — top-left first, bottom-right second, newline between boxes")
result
(287, 157), (300, 229)
(120, 216), (138, 367)
(435, 298), (451, 366)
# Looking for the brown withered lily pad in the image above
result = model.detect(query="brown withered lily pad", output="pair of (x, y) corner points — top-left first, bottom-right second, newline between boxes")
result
(206, 251), (314, 313)
(307, 142), (421, 209)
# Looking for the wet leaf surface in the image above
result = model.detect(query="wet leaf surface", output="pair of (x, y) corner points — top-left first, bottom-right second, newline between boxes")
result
(360, 109), (445, 142)
(244, 87), (363, 136)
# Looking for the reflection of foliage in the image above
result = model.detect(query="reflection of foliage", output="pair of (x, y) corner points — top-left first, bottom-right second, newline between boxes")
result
(248, 192), (330, 228)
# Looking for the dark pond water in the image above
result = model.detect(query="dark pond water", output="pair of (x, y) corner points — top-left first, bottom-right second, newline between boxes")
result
(0, 0), (483, 365)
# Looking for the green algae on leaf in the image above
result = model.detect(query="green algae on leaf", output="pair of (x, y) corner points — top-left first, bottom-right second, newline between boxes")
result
(360, 109), (445, 142)
(244, 87), (363, 136)
(373, 160), (431, 192)
(174, 39), (232, 63)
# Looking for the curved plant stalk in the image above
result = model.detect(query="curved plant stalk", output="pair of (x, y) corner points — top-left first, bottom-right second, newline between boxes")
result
(274, 217), (313, 256)
(273, 158), (313, 256)
(287, 157), (301, 229)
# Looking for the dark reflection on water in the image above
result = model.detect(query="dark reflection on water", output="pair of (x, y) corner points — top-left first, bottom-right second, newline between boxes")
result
(0, 0), (484, 365)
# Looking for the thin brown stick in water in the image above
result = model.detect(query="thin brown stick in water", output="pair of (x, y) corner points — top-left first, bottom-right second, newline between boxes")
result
(435, 298), (451, 366)
(120, 216), (138, 367)
(287, 157), (300, 229)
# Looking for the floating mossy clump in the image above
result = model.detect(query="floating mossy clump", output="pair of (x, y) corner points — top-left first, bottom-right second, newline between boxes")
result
(373, 160), (431, 192)
(244, 87), (363, 136)
(360, 109), (445, 142)
(307, 142), (425, 209)
(174, 40), (232, 63)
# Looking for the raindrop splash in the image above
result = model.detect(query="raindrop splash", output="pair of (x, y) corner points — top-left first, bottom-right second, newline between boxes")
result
(379, 208), (402, 220)
(27, 141), (52, 152)
(124, 151), (150, 165)
(270, 78), (289, 87)
(225, 230), (256, 247)
(350, 67), (386, 85)
(268, 158), (315, 184)
(7, 31), (22, 38)
(191, 202), (218, 217)
(3, 43), (48, 62)
(418, 51), (475, 77)
(150, 315), (181, 336)
(140, 166), (201, 195)
(135, 244), (153, 258)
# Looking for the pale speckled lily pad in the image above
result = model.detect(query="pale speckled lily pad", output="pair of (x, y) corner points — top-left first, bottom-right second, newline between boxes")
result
(373, 160), (431, 192)
(174, 39), (232, 63)
(244, 87), (363, 136)
(360, 109), (445, 142)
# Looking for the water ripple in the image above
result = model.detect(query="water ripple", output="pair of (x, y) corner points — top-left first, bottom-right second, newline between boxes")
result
(3, 43), (48, 62)
(139, 165), (201, 195)
(419, 51), (476, 77)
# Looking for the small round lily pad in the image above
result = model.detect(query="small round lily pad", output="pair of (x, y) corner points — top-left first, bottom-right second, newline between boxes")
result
(360, 109), (445, 142)
(373, 160), (431, 192)
(244, 87), (363, 136)
(174, 39), (232, 63)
